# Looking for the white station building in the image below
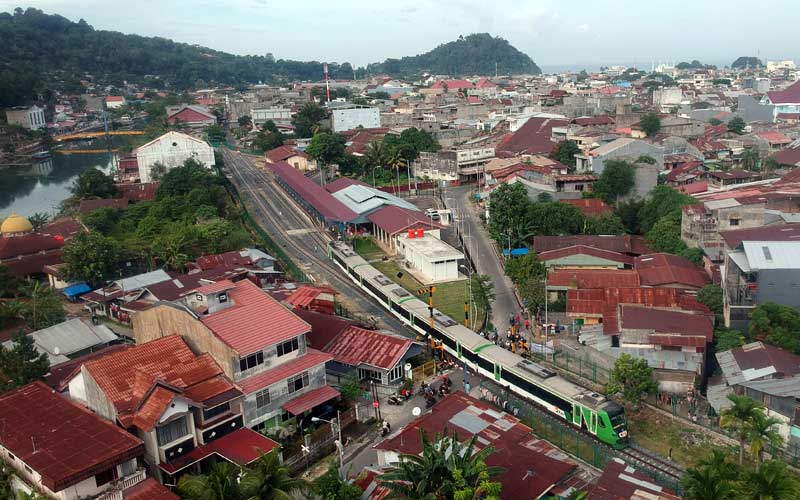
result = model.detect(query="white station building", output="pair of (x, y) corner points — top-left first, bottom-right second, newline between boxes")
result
(396, 229), (464, 283)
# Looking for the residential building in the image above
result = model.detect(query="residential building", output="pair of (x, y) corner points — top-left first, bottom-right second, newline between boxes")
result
(0, 381), (150, 500)
(367, 205), (444, 254)
(495, 116), (569, 157)
(132, 279), (340, 432)
(265, 145), (315, 171)
(2, 318), (118, 365)
(574, 138), (664, 174)
(723, 240), (800, 330)
(681, 201), (766, 261)
(590, 458), (680, 500)
(65, 335), (279, 484)
(105, 96), (126, 109)
(331, 106), (381, 132)
(5, 105), (46, 131)
(634, 253), (710, 290)
(761, 80), (800, 118)
(134, 131), (215, 183)
(166, 105), (217, 128)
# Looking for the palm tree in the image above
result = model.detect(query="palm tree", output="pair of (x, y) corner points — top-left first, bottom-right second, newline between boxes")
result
(681, 464), (735, 500)
(470, 275), (495, 331)
(380, 429), (451, 499)
(444, 432), (504, 498)
(365, 141), (387, 169)
(177, 462), (244, 500)
(746, 412), (783, 465)
(240, 449), (309, 500)
(720, 393), (761, 464)
(740, 460), (800, 500)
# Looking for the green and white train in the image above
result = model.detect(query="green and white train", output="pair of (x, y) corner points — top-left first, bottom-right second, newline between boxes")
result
(329, 241), (628, 448)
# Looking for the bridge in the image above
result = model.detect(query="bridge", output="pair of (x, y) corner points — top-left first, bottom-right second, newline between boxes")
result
(53, 131), (144, 142)
(55, 149), (120, 154)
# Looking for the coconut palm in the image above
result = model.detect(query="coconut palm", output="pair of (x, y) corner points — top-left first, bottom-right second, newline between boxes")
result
(746, 412), (783, 465)
(740, 460), (800, 500)
(177, 461), (244, 500)
(379, 429), (451, 499)
(681, 465), (735, 500)
(720, 393), (761, 464)
(444, 432), (504, 497)
(240, 449), (309, 500)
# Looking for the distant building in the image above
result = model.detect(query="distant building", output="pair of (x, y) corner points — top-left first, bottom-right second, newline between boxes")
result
(761, 80), (800, 118)
(575, 138), (664, 174)
(251, 107), (292, 124)
(331, 106), (380, 132)
(135, 131), (215, 183)
(265, 145), (314, 172)
(5, 105), (46, 131)
(105, 96), (126, 109)
(166, 105), (216, 128)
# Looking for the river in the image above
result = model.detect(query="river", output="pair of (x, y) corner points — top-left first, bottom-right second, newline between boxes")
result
(0, 152), (115, 219)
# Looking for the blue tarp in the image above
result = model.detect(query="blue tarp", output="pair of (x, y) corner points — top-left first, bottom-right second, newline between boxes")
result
(502, 248), (530, 257)
(62, 282), (91, 297)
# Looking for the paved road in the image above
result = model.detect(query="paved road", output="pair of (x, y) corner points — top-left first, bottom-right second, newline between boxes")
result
(442, 185), (521, 336)
(221, 149), (408, 334)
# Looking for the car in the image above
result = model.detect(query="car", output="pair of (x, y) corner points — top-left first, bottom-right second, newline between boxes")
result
(425, 208), (440, 220)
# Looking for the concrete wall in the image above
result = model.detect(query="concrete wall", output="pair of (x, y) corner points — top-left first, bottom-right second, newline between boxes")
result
(755, 269), (800, 308)
(331, 107), (380, 132)
(589, 140), (664, 174)
(136, 134), (215, 183)
(76, 367), (118, 423)
(738, 95), (775, 123)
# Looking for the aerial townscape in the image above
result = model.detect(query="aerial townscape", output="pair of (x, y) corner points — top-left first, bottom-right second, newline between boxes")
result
(2, 3), (800, 500)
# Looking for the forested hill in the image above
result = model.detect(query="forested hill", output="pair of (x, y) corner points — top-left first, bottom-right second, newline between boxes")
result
(366, 34), (541, 78)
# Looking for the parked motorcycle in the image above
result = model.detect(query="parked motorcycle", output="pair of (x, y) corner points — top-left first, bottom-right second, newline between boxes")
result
(387, 394), (404, 405)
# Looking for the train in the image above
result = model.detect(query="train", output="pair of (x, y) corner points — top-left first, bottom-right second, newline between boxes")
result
(328, 241), (629, 449)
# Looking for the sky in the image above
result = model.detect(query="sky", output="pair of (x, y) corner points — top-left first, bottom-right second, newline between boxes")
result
(3, 0), (800, 70)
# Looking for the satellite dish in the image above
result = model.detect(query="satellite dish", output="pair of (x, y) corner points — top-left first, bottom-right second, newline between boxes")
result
(412, 407), (421, 417)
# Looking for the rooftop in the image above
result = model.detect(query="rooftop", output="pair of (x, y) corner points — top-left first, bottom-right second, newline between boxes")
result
(720, 224), (800, 249)
(265, 145), (308, 163)
(238, 348), (332, 393)
(533, 234), (652, 255)
(560, 198), (612, 217)
(717, 341), (800, 386)
(536, 245), (634, 266)
(367, 205), (444, 235)
(331, 184), (419, 217)
(496, 116), (569, 156)
(158, 428), (279, 475)
(399, 233), (464, 261)
(590, 458), (680, 500)
(619, 304), (714, 344)
(201, 279), (311, 356)
(268, 160), (358, 223)
(324, 325), (414, 370)
(1, 318), (118, 365)
(547, 269), (640, 289)
(0, 381), (144, 492)
(635, 253), (710, 288)
(738, 241), (800, 270)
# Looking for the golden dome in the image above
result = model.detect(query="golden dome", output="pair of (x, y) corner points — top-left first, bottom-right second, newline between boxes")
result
(1, 213), (34, 235)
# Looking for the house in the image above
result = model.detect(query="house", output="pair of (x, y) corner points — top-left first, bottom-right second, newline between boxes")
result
(132, 279), (340, 432)
(533, 234), (653, 257)
(64, 335), (279, 484)
(713, 342), (800, 444)
(0, 381), (151, 500)
(285, 285), (338, 315)
(395, 230), (465, 283)
(5, 105), (46, 131)
(495, 116), (569, 156)
(723, 240), (800, 330)
(681, 201), (767, 261)
(560, 198), (612, 217)
(105, 96), (126, 109)
(537, 245), (634, 269)
(773, 142), (800, 167)
(761, 80), (800, 118)
(634, 253), (711, 290)
(331, 106), (380, 132)
(134, 131), (215, 183)
(264, 145), (314, 171)
(589, 458), (680, 500)
(373, 392), (577, 500)
(367, 205), (444, 254)
(295, 308), (422, 394)
(753, 131), (792, 152)
(707, 170), (761, 189)
(2, 318), (118, 365)
(574, 138), (664, 174)
(166, 105), (217, 128)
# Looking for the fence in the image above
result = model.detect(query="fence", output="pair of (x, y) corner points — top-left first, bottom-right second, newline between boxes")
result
(477, 381), (684, 495)
(527, 348), (611, 386)
(283, 408), (357, 473)
(411, 360), (438, 383)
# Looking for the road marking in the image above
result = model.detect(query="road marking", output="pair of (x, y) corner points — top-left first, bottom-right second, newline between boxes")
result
(286, 228), (316, 235)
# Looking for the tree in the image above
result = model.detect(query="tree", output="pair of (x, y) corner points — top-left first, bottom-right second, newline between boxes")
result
(639, 112), (661, 137)
(338, 372), (363, 403)
(505, 253), (546, 309)
(471, 275), (495, 332)
(262, 120), (278, 133)
(697, 285), (724, 320)
(749, 302), (800, 353)
(728, 116), (746, 135)
(306, 132), (347, 165)
(62, 232), (121, 286)
(28, 212), (49, 230)
(487, 183), (529, 246)
(606, 353), (658, 405)
(523, 202), (585, 240)
(592, 160), (636, 202)
(149, 161), (168, 181)
(709, 118), (723, 126)
(0, 464), (12, 500)
(615, 199), (644, 234)
(70, 168), (117, 199)
(383, 128), (440, 162)
(254, 131), (284, 152)
(0, 330), (50, 392)
(740, 460), (800, 500)
(206, 124), (226, 144)
(714, 326), (746, 352)
(645, 214), (686, 254)
(740, 148), (759, 170)
(240, 449), (310, 500)
(19, 281), (65, 330)
(584, 213), (626, 235)
(292, 102), (327, 138)
(315, 460), (363, 500)
(550, 140), (581, 167)
(82, 207), (120, 235)
(681, 449), (737, 500)
(238, 115), (252, 128)
(746, 412), (783, 465)
(177, 462), (244, 500)
(638, 185), (696, 233)
(720, 393), (762, 465)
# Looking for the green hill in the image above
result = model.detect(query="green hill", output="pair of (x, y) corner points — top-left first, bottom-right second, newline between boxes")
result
(366, 33), (541, 78)
(731, 57), (764, 70)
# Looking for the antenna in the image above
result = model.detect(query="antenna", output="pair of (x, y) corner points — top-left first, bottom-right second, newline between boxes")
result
(323, 63), (331, 102)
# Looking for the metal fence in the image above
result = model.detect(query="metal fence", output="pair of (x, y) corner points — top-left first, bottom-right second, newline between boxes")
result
(527, 348), (611, 386)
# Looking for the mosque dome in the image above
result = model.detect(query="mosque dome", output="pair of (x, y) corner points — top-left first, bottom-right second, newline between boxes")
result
(1, 213), (34, 235)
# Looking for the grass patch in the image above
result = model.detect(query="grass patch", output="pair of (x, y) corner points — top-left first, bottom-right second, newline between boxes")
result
(627, 406), (720, 468)
(352, 236), (384, 261)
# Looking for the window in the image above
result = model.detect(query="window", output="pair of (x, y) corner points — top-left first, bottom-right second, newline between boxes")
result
(218, 292), (228, 303)
(203, 402), (231, 421)
(287, 372), (310, 394)
(358, 367), (382, 383)
(388, 364), (404, 382)
(156, 416), (189, 446)
(256, 389), (271, 408)
(95, 467), (118, 487)
(277, 338), (300, 357)
(729, 218), (740, 226)
(239, 351), (264, 372)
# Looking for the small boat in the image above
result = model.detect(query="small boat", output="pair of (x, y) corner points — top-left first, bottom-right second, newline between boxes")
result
(32, 150), (51, 160)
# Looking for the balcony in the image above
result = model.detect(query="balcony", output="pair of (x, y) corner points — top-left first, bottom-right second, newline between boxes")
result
(95, 468), (146, 500)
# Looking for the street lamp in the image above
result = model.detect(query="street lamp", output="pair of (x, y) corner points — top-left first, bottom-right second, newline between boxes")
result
(312, 411), (344, 479)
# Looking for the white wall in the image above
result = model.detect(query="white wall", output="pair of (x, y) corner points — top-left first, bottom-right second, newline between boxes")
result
(332, 107), (380, 132)
(136, 132), (215, 183)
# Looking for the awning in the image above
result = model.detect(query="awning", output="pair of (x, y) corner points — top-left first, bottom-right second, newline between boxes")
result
(281, 385), (340, 416)
(62, 282), (91, 297)
(159, 428), (279, 475)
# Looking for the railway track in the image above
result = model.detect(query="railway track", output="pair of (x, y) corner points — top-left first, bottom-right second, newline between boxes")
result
(621, 445), (686, 482)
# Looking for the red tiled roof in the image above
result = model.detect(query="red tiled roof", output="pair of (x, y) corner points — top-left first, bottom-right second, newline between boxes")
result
(560, 198), (612, 217)
(268, 160), (358, 223)
(374, 392), (576, 499)
(635, 253), (710, 288)
(116, 182), (159, 202)
(167, 106), (216, 124)
(38, 217), (85, 240)
(265, 145), (308, 163)
(325, 325), (413, 370)
(201, 279), (310, 356)
(755, 131), (792, 145)
(431, 79), (474, 90)
(766, 80), (800, 105)
(720, 224), (800, 249)
(324, 177), (370, 193)
(124, 478), (179, 500)
(537, 245), (634, 266)
(533, 234), (652, 255)
(620, 304), (713, 342)
(47, 344), (127, 391)
(590, 458), (680, 500)
(158, 428), (279, 475)
(573, 116), (615, 126)
(495, 117), (569, 156)
(547, 269), (640, 289)
(282, 384), (340, 415)
(286, 285), (337, 308)
(367, 205), (443, 235)
(238, 349), (332, 394)
(0, 382), (144, 492)
(131, 385), (175, 431)
(78, 197), (129, 214)
(0, 233), (63, 259)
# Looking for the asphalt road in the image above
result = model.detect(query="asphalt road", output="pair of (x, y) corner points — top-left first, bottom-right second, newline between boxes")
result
(221, 149), (408, 334)
(442, 185), (522, 335)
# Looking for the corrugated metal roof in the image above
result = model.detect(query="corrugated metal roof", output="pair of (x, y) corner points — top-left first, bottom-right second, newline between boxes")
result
(742, 241), (800, 270)
(332, 184), (419, 216)
(741, 376), (800, 398)
(324, 325), (414, 370)
(114, 269), (171, 291)
(238, 349), (332, 394)
(3, 318), (118, 365)
(269, 160), (358, 223)
(282, 385), (340, 415)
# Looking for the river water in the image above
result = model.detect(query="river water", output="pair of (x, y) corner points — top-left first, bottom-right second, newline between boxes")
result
(0, 152), (115, 219)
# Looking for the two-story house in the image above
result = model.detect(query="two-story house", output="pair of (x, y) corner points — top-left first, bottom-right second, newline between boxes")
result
(133, 279), (339, 432)
(63, 335), (278, 485)
(681, 200), (766, 262)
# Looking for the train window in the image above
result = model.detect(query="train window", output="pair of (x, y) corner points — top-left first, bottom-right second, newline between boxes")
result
(440, 334), (456, 350)
(462, 348), (478, 364)
(477, 355), (493, 374)
(501, 369), (572, 415)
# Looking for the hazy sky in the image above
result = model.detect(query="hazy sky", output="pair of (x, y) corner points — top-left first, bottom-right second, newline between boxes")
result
(3, 0), (800, 69)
